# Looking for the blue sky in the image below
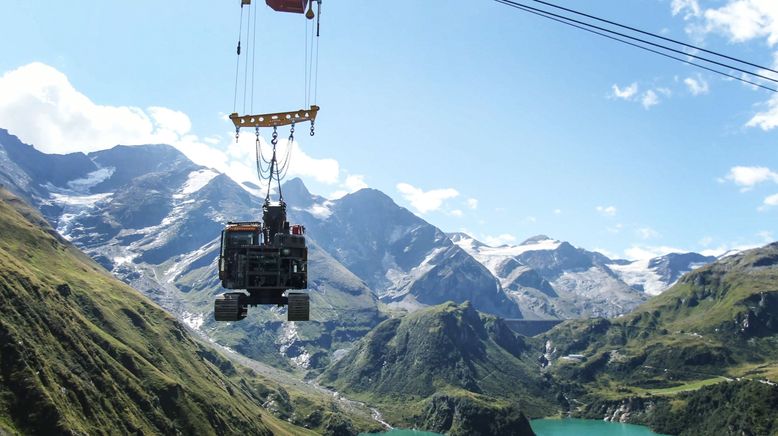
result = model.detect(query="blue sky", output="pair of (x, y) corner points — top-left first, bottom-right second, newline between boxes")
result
(1, 0), (777, 259)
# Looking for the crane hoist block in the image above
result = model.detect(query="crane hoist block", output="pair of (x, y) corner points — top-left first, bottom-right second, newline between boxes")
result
(266, 0), (308, 14)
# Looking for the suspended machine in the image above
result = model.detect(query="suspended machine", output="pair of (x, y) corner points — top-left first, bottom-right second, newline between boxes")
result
(215, 0), (322, 322)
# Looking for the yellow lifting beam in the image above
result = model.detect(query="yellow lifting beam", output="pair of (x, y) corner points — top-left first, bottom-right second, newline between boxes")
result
(229, 105), (320, 129)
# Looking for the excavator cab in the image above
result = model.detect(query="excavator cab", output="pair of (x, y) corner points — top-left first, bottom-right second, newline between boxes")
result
(215, 201), (309, 322)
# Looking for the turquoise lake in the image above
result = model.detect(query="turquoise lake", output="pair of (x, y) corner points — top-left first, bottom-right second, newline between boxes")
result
(531, 419), (668, 435)
(359, 419), (668, 435)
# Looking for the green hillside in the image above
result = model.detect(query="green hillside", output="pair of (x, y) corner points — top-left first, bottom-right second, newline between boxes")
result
(0, 188), (316, 435)
(320, 301), (553, 436)
(543, 243), (778, 435)
(547, 244), (778, 386)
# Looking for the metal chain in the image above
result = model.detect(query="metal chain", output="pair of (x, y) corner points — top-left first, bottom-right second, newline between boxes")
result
(235, 126), (240, 142)
(309, 119), (315, 136)
(254, 127), (263, 180)
(271, 126), (278, 146)
(289, 122), (295, 143)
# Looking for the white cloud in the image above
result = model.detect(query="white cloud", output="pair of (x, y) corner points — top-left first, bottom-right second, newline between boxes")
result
(610, 82), (667, 109)
(684, 76), (710, 95)
(612, 82), (639, 100)
(699, 234), (772, 256)
(0, 63), (165, 153)
(669, 1), (778, 129)
(596, 205), (618, 217)
(641, 90), (660, 109)
(0, 62), (342, 190)
(699, 235), (714, 246)
(607, 223), (624, 234)
(594, 247), (621, 260)
(466, 198), (479, 210)
(147, 106), (192, 136)
(624, 245), (687, 260)
(449, 209), (464, 217)
(747, 94), (778, 130)
(329, 174), (369, 199)
(702, 0), (778, 46)
(637, 227), (661, 239)
(483, 233), (517, 247)
(699, 246), (733, 257)
(723, 165), (778, 190)
(204, 136), (221, 145)
(764, 192), (778, 206)
(553, 208), (562, 215)
(343, 174), (368, 192)
(672, 0), (702, 19)
(396, 182), (459, 214)
(525, 216), (537, 223)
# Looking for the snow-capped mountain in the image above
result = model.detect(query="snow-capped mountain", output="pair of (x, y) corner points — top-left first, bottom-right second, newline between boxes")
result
(281, 178), (523, 319)
(609, 252), (716, 296)
(0, 126), (718, 334)
(0, 129), (383, 368)
(452, 233), (642, 318)
(451, 232), (718, 318)
(0, 129), (522, 369)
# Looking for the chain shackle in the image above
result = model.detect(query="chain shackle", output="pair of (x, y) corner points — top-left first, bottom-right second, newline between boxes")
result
(309, 120), (315, 136)
(289, 122), (296, 142)
(235, 127), (240, 143)
(271, 126), (278, 146)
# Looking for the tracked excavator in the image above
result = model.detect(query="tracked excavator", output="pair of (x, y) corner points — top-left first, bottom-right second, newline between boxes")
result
(214, 0), (321, 322)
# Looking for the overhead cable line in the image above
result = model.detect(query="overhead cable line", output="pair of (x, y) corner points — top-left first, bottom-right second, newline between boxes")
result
(494, 0), (778, 92)
(233, 4), (245, 113)
(497, 0), (778, 84)
(527, 0), (778, 76)
(495, 0), (778, 93)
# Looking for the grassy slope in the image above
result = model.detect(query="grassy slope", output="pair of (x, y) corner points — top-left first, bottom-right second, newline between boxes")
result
(543, 244), (778, 434)
(0, 189), (317, 435)
(320, 302), (552, 434)
(549, 245), (778, 389)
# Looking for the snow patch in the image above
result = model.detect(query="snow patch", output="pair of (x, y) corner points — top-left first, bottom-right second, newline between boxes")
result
(113, 254), (138, 265)
(453, 234), (561, 276)
(173, 169), (218, 199)
(278, 322), (311, 368)
(291, 351), (312, 368)
(488, 238), (563, 256)
(50, 192), (112, 206)
(306, 201), (333, 219)
(49, 192), (113, 239)
(163, 240), (219, 283)
(609, 259), (667, 296)
(182, 311), (204, 330)
(66, 167), (115, 192)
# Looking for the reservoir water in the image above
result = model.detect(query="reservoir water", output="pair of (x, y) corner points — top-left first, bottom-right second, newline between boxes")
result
(532, 419), (668, 436)
(359, 419), (668, 435)
(358, 430), (442, 436)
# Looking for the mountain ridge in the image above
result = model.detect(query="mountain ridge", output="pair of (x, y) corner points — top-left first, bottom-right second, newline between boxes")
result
(320, 301), (550, 435)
